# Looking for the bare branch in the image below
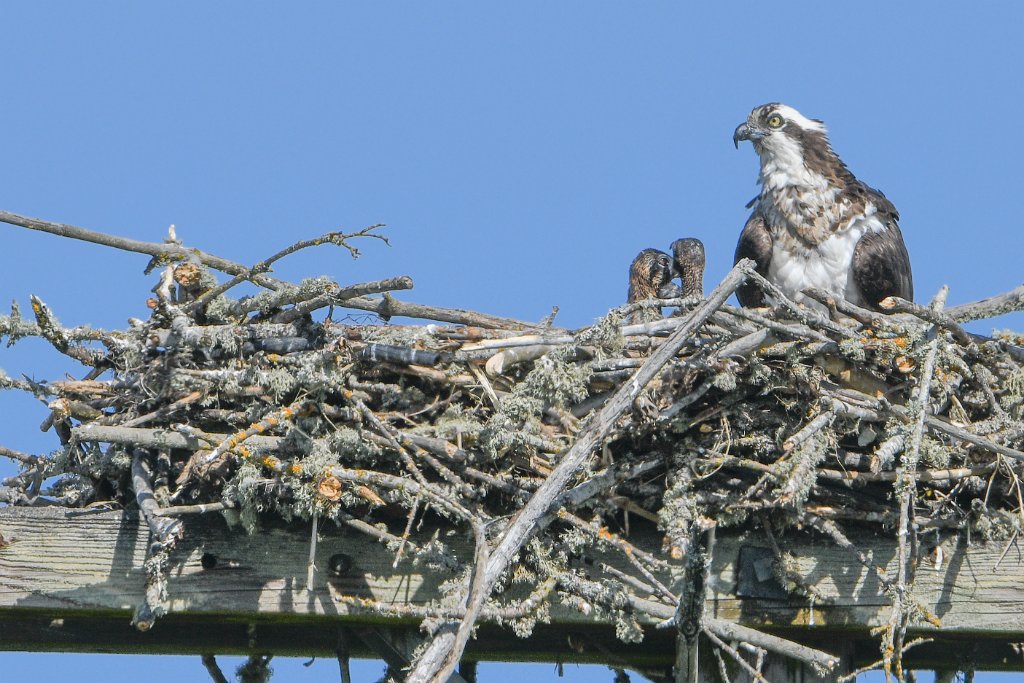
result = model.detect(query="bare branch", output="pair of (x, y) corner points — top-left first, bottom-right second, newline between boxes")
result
(0, 209), (288, 290)
(945, 282), (1024, 322)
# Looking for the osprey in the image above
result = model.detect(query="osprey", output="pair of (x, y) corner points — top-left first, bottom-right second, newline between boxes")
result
(626, 248), (676, 323)
(627, 248), (676, 302)
(732, 103), (913, 311)
(670, 237), (706, 298)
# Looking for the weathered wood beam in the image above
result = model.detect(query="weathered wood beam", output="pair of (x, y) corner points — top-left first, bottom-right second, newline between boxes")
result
(3, 508), (1024, 671)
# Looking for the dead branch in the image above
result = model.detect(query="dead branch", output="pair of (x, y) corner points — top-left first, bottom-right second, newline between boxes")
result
(201, 654), (231, 683)
(131, 450), (184, 631)
(945, 282), (1024, 322)
(0, 210), (288, 291)
(274, 276), (415, 323)
(703, 618), (839, 674)
(880, 295), (973, 345)
(187, 225), (390, 309)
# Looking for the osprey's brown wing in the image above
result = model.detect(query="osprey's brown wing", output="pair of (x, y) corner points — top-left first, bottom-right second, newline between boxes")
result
(734, 211), (772, 307)
(851, 192), (913, 309)
(851, 224), (913, 309)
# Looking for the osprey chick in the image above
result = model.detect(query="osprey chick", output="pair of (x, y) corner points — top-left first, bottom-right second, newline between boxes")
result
(670, 238), (705, 298)
(732, 103), (913, 311)
(627, 248), (676, 323)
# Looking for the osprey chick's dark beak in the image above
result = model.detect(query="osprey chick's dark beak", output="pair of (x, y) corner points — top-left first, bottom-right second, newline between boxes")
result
(732, 121), (763, 148)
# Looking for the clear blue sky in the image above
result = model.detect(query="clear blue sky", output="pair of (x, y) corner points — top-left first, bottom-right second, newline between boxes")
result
(1, 2), (1022, 681)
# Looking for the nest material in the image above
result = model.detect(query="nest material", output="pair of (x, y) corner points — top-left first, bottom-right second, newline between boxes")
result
(2, 218), (1024, 680)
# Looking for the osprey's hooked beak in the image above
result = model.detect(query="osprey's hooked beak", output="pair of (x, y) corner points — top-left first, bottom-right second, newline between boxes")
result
(658, 255), (680, 298)
(658, 282), (683, 299)
(733, 122), (763, 148)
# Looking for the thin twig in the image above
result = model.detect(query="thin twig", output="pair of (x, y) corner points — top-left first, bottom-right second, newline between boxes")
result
(703, 627), (772, 683)
(188, 225), (389, 309)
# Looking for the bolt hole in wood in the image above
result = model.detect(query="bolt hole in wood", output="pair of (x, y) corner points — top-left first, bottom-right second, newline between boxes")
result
(329, 553), (353, 577)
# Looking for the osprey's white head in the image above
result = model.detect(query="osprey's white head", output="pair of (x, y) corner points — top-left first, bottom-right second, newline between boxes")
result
(733, 103), (853, 194)
(733, 103), (826, 150)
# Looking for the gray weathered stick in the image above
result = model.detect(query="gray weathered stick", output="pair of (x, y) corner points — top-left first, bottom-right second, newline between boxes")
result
(186, 225), (389, 310)
(639, 597), (840, 673)
(743, 268), (857, 339)
(945, 282), (1024, 322)
(201, 654), (231, 683)
(130, 450), (184, 631)
(0, 209), (288, 291)
(274, 276), (415, 323)
(704, 618), (839, 674)
(74, 424), (282, 452)
(131, 451), (183, 543)
(880, 295), (972, 345)
(889, 286), (945, 678)
(225, 280), (340, 319)
(337, 293), (546, 330)
(803, 287), (880, 326)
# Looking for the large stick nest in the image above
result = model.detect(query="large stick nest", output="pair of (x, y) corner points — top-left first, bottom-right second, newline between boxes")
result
(2, 218), (1024, 679)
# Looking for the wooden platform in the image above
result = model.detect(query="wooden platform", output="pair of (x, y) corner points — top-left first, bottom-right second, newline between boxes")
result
(2, 507), (1024, 674)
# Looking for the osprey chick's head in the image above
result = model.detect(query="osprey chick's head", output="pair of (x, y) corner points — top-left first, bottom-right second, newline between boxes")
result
(669, 238), (705, 298)
(627, 248), (676, 303)
(732, 103), (827, 153)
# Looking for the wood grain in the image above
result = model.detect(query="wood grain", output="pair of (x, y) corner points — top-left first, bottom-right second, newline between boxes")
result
(3, 507), (1024, 670)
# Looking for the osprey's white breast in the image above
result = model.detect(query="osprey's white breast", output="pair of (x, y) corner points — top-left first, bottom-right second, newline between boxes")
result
(767, 212), (885, 309)
(757, 139), (886, 310)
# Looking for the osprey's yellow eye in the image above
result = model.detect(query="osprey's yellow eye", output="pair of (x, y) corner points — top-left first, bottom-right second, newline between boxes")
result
(767, 114), (783, 128)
